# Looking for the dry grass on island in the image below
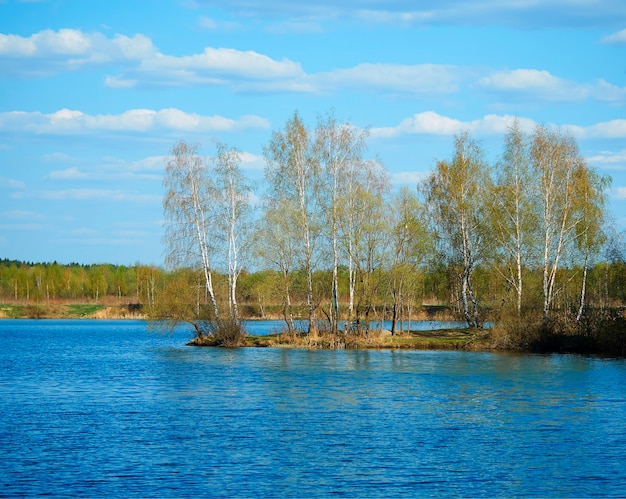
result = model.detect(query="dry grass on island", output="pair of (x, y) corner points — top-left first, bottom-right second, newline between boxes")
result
(189, 326), (492, 351)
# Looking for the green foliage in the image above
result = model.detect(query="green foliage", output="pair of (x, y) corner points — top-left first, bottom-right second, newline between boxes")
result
(0, 260), (147, 303)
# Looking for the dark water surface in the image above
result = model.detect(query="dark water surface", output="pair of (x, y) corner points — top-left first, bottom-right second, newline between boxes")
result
(1, 320), (625, 497)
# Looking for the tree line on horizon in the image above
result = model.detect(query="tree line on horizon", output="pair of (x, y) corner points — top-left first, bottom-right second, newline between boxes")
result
(153, 110), (625, 346)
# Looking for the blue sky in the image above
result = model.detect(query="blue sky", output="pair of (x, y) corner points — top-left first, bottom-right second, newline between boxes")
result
(1, 0), (625, 266)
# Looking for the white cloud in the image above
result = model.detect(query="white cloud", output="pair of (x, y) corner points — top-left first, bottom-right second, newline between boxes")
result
(239, 151), (265, 171)
(371, 111), (535, 139)
(371, 111), (463, 138)
(371, 112), (626, 148)
(602, 29), (626, 45)
(0, 108), (270, 135)
(592, 79), (626, 105)
(311, 63), (466, 95)
(564, 119), (626, 139)
(109, 44), (305, 89)
(470, 114), (536, 134)
(477, 69), (589, 101)
(586, 150), (626, 170)
(0, 28), (302, 86)
(4, 29), (623, 104)
(141, 47), (303, 80)
(372, 111), (626, 140)
(0, 29), (156, 76)
(476, 69), (626, 105)
(4, 29), (460, 95)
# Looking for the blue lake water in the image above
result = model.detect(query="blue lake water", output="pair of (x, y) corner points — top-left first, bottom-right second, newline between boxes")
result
(1, 319), (625, 498)
(240, 319), (471, 336)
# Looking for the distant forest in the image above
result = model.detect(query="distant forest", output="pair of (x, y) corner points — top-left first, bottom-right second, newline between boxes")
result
(1, 257), (624, 319)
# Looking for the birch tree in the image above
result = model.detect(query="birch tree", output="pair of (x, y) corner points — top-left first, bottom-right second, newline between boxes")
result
(340, 158), (390, 329)
(572, 166), (610, 321)
(388, 186), (430, 335)
(264, 111), (320, 333)
(490, 119), (538, 316)
(314, 111), (368, 333)
(211, 142), (253, 324)
(254, 197), (298, 333)
(422, 131), (490, 328)
(163, 140), (219, 323)
(531, 126), (596, 323)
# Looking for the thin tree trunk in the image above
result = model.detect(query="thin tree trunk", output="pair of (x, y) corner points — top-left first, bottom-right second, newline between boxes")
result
(577, 245), (590, 322)
(348, 241), (355, 321)
(191, 175), (219, 321)
(332, 231), (339, 333)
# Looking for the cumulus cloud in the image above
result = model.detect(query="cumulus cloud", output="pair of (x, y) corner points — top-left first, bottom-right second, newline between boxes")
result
(3, 28), (623, 104)
(0, 29), (156, 76)
(0, 28), (303, 87)
(370, 112), (626, 140)
(120, 47), (304, 87)
(477, 69), (589, 102)
(0, 108), (270, 135)
(0, 28), (304, 89)
(0, 30), (474, 95)
(371, 112), (536, 139)
(563, 119), (626, 140)
(371, 111), (463, 138)
(476, 69), (626, 105)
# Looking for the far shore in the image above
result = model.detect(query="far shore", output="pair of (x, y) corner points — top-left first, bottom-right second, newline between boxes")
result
(0, 303), (146, 320)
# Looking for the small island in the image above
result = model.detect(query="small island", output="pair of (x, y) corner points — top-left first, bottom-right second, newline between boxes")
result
(2, 117), (625, 357)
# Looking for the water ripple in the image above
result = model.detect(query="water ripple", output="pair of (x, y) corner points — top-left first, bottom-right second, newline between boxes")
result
(1, 320), (625, 497)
